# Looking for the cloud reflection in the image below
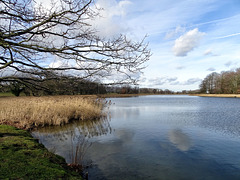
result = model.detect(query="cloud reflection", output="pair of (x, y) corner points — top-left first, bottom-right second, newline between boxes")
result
(168, 129), (192, 151)
(31, 117), (112, 164)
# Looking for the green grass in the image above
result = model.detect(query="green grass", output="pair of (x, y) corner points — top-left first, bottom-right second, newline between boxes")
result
(0, 92), (26, 97)
(0, 92), (14, 97)
(0, 125), (83, 180)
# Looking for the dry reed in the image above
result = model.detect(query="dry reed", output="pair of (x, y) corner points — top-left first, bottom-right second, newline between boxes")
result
(0, 95), (105, 129)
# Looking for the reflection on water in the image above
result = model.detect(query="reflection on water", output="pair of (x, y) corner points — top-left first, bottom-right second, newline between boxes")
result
(32, 117), (111, 165)
(168, 129), (192, 151)
(32, 95), (240, 180)
(34, 117), (111, 138)
(69, 131), (92, 167)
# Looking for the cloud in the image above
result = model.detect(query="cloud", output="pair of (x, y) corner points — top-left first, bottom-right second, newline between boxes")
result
(95, 0), (132, 17)
(176, 66), (185, 70)
(34, 0), (131, 38)
(207, 67), (216, 71)
(139, 77), (147, 83)
(148, 77), (178, 86)
(49, 60), (70, 68)
(91, 0), (132, 37)
(204, 49), (213, 56)
(183, 78), (202, 85)
(146, 76), (202, 88)
(173, 28), (205, 57)
(34, 0), (61, 12)
(214, 32), (240, 40)
(165, 26), (186, 39)
(172, 78), (201, 86)
(0, 67), (16, 77)
(203, 49), (219, 56)
(224, 61), (233, 67)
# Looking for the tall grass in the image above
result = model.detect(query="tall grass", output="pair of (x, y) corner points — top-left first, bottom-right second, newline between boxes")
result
(0, 95), (106, 129)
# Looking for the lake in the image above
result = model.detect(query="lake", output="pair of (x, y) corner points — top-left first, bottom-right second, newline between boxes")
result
(32, 95), (240, 180)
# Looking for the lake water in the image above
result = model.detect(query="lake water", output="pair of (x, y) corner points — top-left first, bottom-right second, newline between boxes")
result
(32, 95), (240, 180)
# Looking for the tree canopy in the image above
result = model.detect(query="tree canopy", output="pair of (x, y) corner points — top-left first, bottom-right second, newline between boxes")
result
(199, 68), (240, 94)
(0, 0), (150, 91)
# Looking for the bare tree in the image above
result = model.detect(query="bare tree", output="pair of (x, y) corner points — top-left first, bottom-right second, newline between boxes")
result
(0, 0), (150, 90)
(199, 69), (240, 94)
(199, 72), (219, 94)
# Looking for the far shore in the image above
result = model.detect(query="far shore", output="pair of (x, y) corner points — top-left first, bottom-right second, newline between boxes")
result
(191, 94), (240, 98)
(2, 92), (240, 99)
(101, 93), (240, 98)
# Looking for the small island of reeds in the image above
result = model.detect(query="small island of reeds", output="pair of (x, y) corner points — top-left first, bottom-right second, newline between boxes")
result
(0, 95), (106, 130)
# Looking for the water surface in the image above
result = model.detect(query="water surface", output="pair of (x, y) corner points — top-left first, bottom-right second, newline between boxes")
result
(32, 95), (240, 180)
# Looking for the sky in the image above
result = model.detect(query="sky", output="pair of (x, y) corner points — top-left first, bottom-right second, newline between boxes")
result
(93, 0), (240, 91)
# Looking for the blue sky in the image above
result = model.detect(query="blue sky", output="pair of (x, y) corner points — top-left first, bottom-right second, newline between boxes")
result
(93, 0), (240, 91)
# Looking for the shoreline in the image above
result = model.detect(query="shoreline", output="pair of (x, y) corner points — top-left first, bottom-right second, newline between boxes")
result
(191, 94), (240, 98)
(0, 125), (83, 179)
(98, 93), (186, 98)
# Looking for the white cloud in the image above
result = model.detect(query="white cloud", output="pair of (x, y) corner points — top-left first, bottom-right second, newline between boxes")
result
(183, 78), (202, 85)
(94, 0), (131, 18)
(148, 76), (178, 86)
(207, 67), (216, 72)
(224, 61), (233, 67)
(204, 49), (213, 56)
(176, 66), (185, 70)
(171, 78), (202, 86)
(91, 0), (132, 37)
(49, 59), (71, 68)
(173, 28), (205, 57)
(33, 0), (62, 13)
(214, 32), (240, 40)
(165, 26), (186, 39)
(0, 67), (16, 77)
(34, 0), (132, 38)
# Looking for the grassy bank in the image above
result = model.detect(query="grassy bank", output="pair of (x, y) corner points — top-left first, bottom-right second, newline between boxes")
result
(0, 92), (15, 97)
(192, 94), (240, 98)
(0, 95), (105, 130)
(0, 125), (83, 179)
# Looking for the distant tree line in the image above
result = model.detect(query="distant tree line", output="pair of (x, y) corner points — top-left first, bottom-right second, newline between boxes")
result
(199, 68), (240, 94)
(0, 71), (107, 96)
(1, 76), (182, 96)
(107, 86), (176, 95)
(2, 70), (200, 96)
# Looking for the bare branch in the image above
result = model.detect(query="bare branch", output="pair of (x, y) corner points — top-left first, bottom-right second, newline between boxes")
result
(0, 0), (150, 89)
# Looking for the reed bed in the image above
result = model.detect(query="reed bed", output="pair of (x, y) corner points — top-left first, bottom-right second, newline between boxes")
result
(0, 95), (106, 130)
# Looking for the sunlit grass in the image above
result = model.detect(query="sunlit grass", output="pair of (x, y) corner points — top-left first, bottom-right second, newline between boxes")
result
(0, 95), (106, 129)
